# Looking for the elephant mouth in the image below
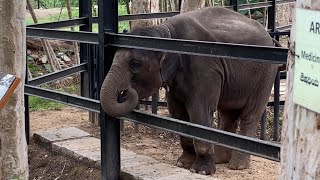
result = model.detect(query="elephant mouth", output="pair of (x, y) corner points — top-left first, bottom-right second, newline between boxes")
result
(118, 90), (128, 103)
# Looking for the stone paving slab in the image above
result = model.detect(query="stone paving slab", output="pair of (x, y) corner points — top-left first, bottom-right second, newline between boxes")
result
(33, 127), (220, 180)
(34, 127), (91, 144)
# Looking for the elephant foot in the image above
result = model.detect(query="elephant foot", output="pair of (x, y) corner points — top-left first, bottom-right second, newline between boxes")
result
(176, 151), (196, 169)
(214, 145), (232, 164)
(228, 151), (250, 170)
(190, 155), (216, 175)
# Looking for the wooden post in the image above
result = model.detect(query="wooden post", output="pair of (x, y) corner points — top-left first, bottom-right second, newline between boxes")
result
(0, 0), (29, 179)
(280, 1), (320, 179)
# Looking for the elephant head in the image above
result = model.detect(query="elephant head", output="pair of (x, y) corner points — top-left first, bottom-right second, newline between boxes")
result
(100, 25), (182, 117)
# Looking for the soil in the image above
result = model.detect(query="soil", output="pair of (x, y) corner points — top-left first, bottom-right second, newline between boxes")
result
(29, 105), (280, 180)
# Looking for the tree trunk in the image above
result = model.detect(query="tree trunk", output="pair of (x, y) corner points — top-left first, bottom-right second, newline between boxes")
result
(66, 0), (80, 65)
(131, 0), (160, 29)
(280, 1), (320, 179)
(0, 0), (29, 179)
(180, 0), (206, 13)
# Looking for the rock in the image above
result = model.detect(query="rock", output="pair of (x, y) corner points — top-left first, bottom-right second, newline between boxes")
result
(39, 55), (48, 64)
(30, 54), (39, 60)
(60, 55), (71, 63)
(56, 52), (65, 58)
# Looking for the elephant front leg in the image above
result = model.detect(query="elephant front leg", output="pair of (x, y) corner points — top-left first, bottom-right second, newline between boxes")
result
(187, 104), (216, 175)
(166, 94), (196, 169)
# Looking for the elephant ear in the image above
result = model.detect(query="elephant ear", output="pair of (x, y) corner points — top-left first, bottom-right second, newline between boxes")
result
(160, 53), (183, 83)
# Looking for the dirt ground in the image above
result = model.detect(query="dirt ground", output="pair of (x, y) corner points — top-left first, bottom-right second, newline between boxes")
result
(29, 104), (280, 180)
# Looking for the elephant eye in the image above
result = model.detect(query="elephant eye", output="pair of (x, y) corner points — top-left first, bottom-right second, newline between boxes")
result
(130, 60), (141, 71)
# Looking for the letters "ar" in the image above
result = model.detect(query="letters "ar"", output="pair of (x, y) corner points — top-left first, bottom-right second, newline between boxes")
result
(309, 21), (320, 34)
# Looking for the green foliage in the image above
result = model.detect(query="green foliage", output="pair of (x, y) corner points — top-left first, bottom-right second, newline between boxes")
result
(28, 63), (42, 77)
(37, 0), (78, 9)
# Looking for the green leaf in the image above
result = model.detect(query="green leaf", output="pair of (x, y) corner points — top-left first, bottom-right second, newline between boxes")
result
(44, 64), (53, 73)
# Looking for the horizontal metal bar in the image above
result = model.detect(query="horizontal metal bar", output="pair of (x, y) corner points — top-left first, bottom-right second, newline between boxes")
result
(277, 0), (296, 4)
(267, 100), (285, 106)
(107, 33), (288, 64)
(28, 63), (87, 86)
(92, 12), (179, 23)
(141, 100), (285, 107)
(140, 100), (167, 106)
(26, 27), (99, 44)
(91, 1), (294, 24)
(270, 30), (291, 36)
(280, 71), (287, 79)
(124, 110), (281, 162)
(277, 25), (292, 32)
(118, 11), (180, 21)
(25, 85), (100, 113)
(238, 1), (272, 10)
(27, 17), (87, 29)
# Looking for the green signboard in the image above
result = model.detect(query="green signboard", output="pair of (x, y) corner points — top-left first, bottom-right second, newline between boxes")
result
(293, 8), (320, 113)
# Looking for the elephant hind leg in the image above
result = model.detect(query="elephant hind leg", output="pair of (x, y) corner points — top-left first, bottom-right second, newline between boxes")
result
(228, 115), (259, 170)
(214, 110), (240, 164)
(177, 136), (196, 169)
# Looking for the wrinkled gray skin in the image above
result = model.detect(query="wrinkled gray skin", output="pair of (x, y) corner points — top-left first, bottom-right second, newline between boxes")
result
(100, 6), (280, 175)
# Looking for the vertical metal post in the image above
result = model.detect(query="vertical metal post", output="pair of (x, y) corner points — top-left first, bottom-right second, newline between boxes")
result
(98, 0), (120, 179)
(217, 112), (221, 129)
(151, 92), (159, 114)
(260, 110), (267, 140)
(230, 0), (239, 12)
(273, 72), (280, 141)
(25, 63), (30, 144)
(135, 104), (140, 133)
(267, 0), (279, 141)
(79, 0), (96, 124)
(267, 0), (276, 33)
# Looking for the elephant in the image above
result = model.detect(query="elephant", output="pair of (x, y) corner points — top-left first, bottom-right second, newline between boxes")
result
(100, 6), (281, 175)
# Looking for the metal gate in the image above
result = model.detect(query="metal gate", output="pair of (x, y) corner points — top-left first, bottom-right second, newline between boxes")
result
(26, 0), (293, 179)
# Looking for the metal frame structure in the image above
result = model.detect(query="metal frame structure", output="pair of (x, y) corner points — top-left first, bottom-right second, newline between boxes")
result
(25, 0), (294, 179)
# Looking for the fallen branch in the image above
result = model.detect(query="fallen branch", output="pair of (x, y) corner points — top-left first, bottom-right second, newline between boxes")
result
(27, 37), (74, 51)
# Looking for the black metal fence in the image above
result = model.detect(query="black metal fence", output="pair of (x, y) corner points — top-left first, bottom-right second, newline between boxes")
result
(25, 0), (293, 179)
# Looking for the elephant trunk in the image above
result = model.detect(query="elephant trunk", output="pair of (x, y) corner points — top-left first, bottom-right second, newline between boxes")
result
(100, 62), (138, 117)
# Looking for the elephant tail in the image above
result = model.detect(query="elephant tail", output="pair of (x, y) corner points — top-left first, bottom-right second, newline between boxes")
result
(272, 38), (287, 72)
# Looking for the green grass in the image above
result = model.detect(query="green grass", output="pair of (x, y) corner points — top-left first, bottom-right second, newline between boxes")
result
(28, 84), (81, 111)
(29, 96), (65, 111)
(27, 5), (130, 33)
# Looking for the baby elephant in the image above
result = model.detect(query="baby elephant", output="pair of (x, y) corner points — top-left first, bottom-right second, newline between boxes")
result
(100, 6), (280, 175)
